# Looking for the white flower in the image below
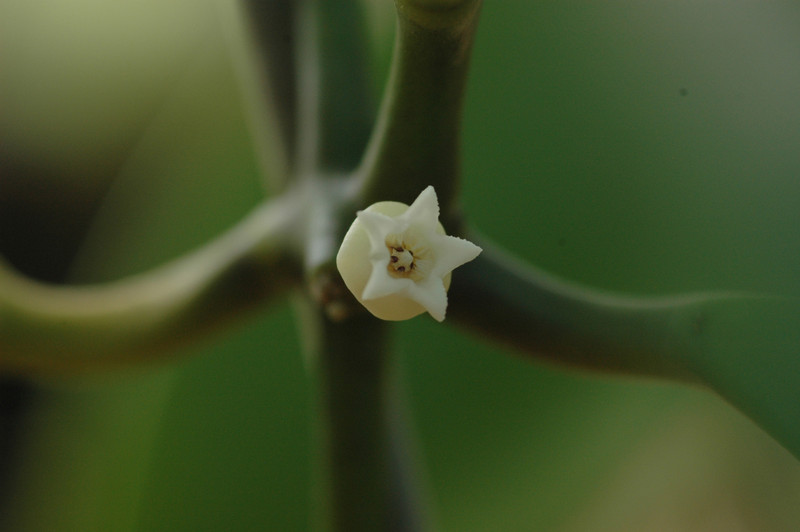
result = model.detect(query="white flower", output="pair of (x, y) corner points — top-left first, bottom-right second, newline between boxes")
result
(336, 186), (482, 321)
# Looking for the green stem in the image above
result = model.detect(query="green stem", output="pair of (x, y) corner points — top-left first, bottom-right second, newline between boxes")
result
(448, 235), (800, 458)
(0, 195), (303, 372)
(300, 301), (422, 531)
(289, 5), (427, 528)
(217, 1), (294, 189)
(358, 0), (482, 221)
(295, 0), (375, 174)
(239, 1), (298, 173)
(448, 237), (699, 380)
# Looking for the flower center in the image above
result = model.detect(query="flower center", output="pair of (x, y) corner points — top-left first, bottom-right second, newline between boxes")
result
(385, 232), (428, 280)
(388, 245), (415, 275)
(386, 232), (427, 281)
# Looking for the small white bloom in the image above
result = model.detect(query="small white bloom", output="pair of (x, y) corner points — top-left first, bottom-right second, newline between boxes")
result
(336, 186), (482, 321)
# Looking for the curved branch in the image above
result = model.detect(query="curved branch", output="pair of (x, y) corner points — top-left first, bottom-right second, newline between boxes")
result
(448, 238), (700, 380)
(0, 195), (303, 373)
(448, 236), (800, 458)
(358, 0), (482, 221)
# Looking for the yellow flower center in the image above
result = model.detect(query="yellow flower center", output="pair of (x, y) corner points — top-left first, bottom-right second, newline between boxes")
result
(389, 246), (415, 274)
(385, 234), (426, 280)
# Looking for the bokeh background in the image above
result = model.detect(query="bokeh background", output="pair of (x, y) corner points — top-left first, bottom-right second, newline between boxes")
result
(2, 1), (800, 530)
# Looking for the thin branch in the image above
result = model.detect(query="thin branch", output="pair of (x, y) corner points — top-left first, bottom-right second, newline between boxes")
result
(358, 0), (482, 223)
(448, 235), (800, 458)
(295, 0), (375, 174)
(239, 1), (298, 168)
(0, 194), (303, 373)
(217, 1), (294, 190)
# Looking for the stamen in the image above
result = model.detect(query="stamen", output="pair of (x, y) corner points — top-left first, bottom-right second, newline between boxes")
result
(387, 243), (416, 278)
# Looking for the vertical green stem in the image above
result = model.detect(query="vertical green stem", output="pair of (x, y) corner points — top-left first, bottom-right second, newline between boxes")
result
(289, 2), (431, 529)
(301, 302), (421, 531)
(319, 312), (389, 530)
(239, 1), (298, 179)
(295, 0), (375, 174)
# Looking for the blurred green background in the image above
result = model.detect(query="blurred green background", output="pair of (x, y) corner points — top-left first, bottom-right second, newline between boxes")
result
(1, 1), (800, 530)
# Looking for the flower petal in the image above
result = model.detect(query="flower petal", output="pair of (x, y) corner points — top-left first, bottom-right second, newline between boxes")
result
(404, 277), (448, 322)
(362, 264), (409, 301)
(428, 233), (483, 279)
(356, 210), (404, 252)
(398, 185), (440, 228)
